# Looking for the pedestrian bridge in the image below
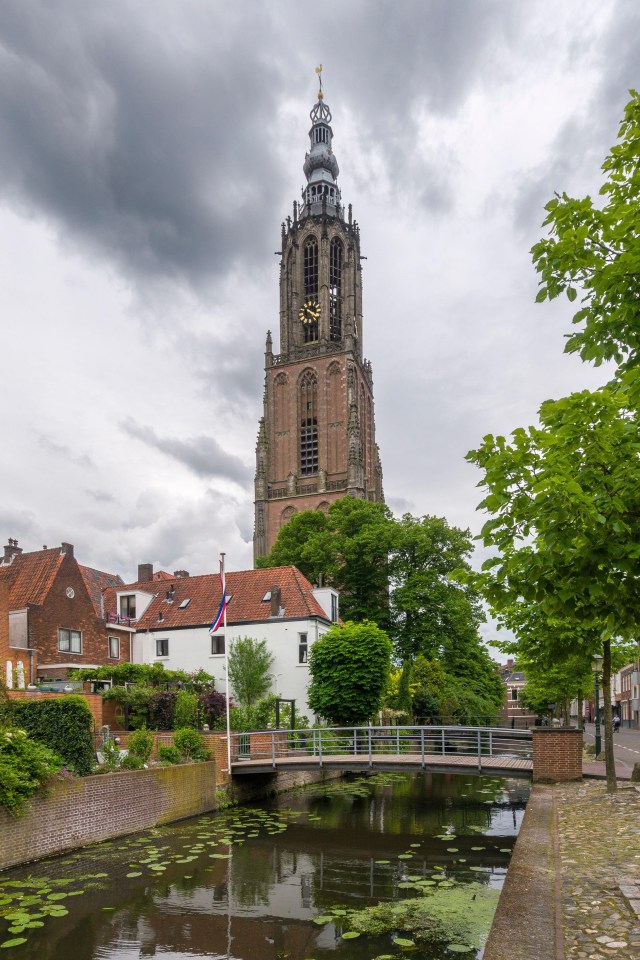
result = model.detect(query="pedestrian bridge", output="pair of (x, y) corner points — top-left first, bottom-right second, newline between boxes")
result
(230, 725), (533, 779)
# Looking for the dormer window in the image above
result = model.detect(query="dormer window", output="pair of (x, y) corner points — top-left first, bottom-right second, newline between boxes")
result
(120, 595), (136, 619)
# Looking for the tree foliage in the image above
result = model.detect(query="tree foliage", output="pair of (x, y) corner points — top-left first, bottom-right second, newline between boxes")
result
(258, 496), (394, 629)
(227, 636), (274, 709)
(532, 89), (640, 375)
(0, 727), (63, 816)
(466, 90), (640, 790)
(308, 621), (392, 725)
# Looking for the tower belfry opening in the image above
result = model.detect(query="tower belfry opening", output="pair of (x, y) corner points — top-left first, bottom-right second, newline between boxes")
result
(253, 69), (384, 562)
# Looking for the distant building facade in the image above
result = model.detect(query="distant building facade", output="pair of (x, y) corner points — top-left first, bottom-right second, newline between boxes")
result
(498, 659), (537, 728)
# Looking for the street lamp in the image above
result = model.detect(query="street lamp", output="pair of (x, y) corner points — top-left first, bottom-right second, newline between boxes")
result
(592, 654), (604, 757)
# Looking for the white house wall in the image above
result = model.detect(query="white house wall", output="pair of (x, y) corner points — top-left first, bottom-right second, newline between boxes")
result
(135, 618), (331, 718)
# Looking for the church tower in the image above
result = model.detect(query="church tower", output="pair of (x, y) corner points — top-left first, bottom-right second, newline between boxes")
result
(253, 71), (384, 561)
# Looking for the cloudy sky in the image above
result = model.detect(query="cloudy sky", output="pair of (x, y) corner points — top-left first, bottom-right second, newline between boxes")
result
(1, 1), (635, 610)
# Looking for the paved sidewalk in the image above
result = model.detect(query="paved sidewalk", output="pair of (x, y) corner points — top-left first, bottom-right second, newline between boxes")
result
(554, 780), (640, 959)
(484, 780), (640, 960)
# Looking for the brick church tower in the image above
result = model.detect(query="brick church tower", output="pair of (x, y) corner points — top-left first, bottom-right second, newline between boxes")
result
(253, 73), (384, 562)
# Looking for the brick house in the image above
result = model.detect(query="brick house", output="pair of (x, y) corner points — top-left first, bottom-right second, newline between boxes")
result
(498, 659), (537, 728)
(618, 660), (639, 728)
(0, 538), (124, 684)
(103, 564), (340, 716)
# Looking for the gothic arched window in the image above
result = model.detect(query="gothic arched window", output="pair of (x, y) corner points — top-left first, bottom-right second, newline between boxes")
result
(299, 370), (318, 476)
(329, 238), (343, 341)
(303, 237), (319, 343)
(280, 505), (297, 528)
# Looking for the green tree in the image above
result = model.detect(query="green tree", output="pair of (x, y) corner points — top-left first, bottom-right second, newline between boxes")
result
(308, 621), (392, 725)
(259, 496), (394, 628)
(531, 89), (640, 377)
(390, 515), (484, 667)
(256, 510), (330, 584)
(467, 384), (640, 790)
(227, 636), (274, 709)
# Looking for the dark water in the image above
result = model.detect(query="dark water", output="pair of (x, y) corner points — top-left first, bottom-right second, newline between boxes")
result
(0, 772), (529, 959)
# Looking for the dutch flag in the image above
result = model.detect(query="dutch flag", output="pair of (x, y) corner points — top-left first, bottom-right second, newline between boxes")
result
(209, 562), (229, 634)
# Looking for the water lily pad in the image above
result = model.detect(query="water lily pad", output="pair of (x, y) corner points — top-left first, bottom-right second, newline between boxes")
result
(375, 860), (390, 864)
(341, 930), (360, 939)
(126, 872), (142, 878)
(313, 916), (332, 925)
(1, 939), (28, 948)
(470, 846), (485, 851)
(447, 945), (473, 953)
(397, 854), (413, 860)
(393, 937), (415, 947)
(447, 847), (459, 852)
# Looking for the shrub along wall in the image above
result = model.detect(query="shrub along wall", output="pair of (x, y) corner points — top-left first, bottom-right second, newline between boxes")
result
(0, 762), (219, 872)
(11, 695), (95, 774)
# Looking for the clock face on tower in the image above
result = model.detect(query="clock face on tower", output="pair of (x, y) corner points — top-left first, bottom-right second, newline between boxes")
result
(299, 298), (321, 325)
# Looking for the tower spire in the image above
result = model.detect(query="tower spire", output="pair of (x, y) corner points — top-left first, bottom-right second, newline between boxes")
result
(302, 68), (341, 218)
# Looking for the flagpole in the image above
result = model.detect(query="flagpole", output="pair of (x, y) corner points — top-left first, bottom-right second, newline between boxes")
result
(221, 551), (231, 774)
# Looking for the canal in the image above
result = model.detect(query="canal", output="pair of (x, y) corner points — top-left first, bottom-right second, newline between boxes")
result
(0, 771), (529, 959)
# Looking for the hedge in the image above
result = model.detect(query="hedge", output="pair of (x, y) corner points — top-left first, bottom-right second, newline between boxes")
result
(12, 695), (95, 775)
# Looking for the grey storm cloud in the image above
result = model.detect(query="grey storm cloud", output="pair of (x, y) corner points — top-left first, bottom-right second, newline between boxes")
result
(0, 0), (521, 295)
(0, 1), (288, 291)
(120, 417), (250, 485)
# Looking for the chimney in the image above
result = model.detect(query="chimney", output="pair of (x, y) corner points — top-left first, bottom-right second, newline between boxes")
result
(3, 539), (22, 563)
(173, 570), (189, 578)
(270, 586), (282, 618)
(61, 542), (74, 558)
(507, 658), (514, 672)
(138, 563), (154, 583)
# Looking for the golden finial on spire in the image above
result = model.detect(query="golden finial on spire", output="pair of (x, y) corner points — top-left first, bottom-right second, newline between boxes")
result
(315, 64), (323, 99)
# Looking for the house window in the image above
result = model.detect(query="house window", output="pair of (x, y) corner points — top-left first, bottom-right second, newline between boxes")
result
(211, 634), (226, 656)
(120, 595), (136, 619)
(331, 593), (338, 623)
(108, 636), (120, 659)
(299, 632), (308, 664)
(58, 628), (82, 654)
(156, 638), (169, 657)
(511, 688), (518, 701)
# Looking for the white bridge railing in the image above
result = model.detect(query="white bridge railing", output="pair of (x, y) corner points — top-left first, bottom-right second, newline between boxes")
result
(230, 725), (532, 772)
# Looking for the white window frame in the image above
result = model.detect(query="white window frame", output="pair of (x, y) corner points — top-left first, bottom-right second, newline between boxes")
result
(120, 594), (136, 619)
(58, 628), (82, 654)
(156, 637), (169, 658)
(298, 632), (308, 664)
(108, 635), (120, 659)
(211, 634), (225, 656)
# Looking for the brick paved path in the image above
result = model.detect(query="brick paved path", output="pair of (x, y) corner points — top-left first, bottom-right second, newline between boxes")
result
(555, 781), (640, 959)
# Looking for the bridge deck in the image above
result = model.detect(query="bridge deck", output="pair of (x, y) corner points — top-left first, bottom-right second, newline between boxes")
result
(231, 752), (533, 778)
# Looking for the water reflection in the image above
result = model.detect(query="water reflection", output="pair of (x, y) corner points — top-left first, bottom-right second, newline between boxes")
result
(0, 772), (529, 960)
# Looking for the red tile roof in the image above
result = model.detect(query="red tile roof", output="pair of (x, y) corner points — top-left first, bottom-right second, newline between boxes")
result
(104, 566), (329, 629)
(2, 548), (65, 608)
(78, 565), (124, 618)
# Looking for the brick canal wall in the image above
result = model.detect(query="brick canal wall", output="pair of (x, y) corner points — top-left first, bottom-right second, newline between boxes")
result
(0, 761), (218, 872)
